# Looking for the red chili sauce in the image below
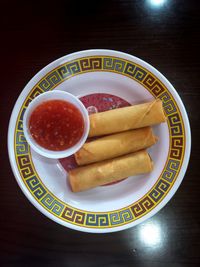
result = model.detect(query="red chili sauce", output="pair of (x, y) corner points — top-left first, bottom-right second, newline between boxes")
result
(29, 100), (84, 151)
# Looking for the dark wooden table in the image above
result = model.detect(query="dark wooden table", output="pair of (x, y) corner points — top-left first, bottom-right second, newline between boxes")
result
(1, 0), (199, 266)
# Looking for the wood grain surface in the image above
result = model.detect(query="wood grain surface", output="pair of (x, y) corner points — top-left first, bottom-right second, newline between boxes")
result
(1, 0), (199, 266)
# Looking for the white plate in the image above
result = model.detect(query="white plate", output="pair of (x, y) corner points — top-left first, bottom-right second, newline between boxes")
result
(8, 49), (191, 233)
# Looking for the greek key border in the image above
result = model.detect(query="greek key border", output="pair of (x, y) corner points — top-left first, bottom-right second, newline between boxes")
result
(14, 56), (185, 228)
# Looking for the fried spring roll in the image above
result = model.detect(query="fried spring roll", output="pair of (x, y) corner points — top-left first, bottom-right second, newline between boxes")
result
(75, 127), (157, 166)
(89, 99), (166, 137)
(69, 150), (153, 192)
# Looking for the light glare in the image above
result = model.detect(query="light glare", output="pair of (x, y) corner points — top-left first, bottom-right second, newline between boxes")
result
(139, 222), (162, 246)
(149, 0), (166, 6)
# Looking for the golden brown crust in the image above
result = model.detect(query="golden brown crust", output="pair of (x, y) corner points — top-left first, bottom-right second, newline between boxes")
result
(69, 150), (153, 192)
(89, 99), (166, 137)
(75, 127), (157, 166)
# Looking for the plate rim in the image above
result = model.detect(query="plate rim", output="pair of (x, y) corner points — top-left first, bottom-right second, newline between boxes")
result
(8, 49), (191, 233)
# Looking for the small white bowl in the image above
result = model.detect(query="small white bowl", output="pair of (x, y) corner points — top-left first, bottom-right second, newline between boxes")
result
(23, 90), (90, 159)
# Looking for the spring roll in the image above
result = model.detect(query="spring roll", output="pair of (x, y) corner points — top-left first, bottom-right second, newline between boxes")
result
(75, 127), (157, 166)
(69, 150), (153, 192)
(89, 99), (166, 137)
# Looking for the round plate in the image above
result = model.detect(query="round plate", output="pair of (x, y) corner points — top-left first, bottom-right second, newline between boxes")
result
(8, 49), (191, 233)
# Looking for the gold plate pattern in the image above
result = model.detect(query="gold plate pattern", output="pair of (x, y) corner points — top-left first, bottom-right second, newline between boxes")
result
(14, 56), (185, 229)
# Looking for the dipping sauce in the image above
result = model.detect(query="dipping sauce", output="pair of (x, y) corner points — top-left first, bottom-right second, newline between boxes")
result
(29, 100), (84, 151)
